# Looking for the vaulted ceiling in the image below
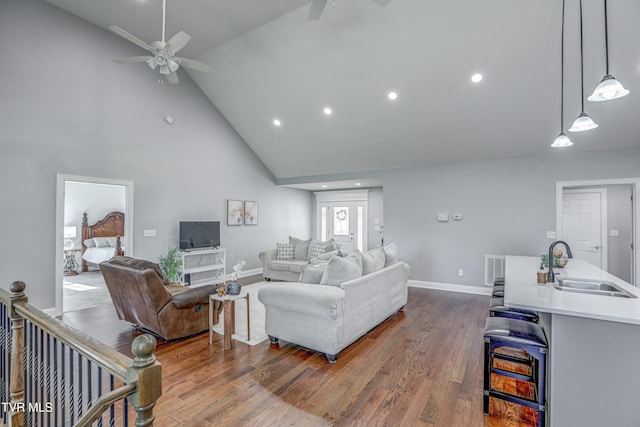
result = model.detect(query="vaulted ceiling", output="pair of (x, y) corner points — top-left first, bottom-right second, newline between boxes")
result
(46, 0), (640, 184)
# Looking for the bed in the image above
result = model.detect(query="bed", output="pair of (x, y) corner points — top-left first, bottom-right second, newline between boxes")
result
(81, 211), (124, 272)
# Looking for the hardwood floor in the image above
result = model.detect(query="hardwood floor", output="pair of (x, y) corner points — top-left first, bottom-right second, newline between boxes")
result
(61, 277), (533, 426)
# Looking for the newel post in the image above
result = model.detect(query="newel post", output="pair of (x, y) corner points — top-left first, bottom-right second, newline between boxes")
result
(8, 281), (27, 427)
(127, 334), (162, 427)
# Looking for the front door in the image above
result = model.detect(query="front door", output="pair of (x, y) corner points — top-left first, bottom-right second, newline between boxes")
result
(562, 189), (606, 269)
(317, 201), (367, 255)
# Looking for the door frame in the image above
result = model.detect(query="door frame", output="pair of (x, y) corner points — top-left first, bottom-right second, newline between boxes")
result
(314, 190), (369, 252)
(556, 178), (639, 286)
(562, 188), (608, 271)
(54, 174), (134, 316)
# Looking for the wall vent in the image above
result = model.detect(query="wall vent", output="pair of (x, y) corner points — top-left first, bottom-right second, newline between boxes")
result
(485, 255), (506, 286)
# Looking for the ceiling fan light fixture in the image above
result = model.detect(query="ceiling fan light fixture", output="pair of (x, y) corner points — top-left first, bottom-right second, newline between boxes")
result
(159, 64), (170, 75)
(167, 58), (179, 72)
(587, 74), (629, 102)
(551, 132), (573, 148)
(146, 57), (157, 70)
(569, 112), (598, 132)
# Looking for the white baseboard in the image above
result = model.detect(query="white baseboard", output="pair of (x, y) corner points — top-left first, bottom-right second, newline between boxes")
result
(408, 279), (492, 296)
(232, 268), (263, 281)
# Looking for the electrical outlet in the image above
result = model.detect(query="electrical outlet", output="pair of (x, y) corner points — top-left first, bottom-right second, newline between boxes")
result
(458, 269), (464, 277)
(437, 213), (449, 222)
(610, 229), (619, 237)
(143, 229), (156, 237)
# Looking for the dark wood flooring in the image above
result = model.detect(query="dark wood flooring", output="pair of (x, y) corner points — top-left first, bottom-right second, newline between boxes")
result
(61, 276), (533, 426)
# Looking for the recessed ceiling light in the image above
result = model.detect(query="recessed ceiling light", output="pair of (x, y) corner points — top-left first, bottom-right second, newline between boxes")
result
(471, 73), (483, 83)
(324, 107), (332, 115)
(273, 119), (281, 127)
(321, 185), (328, 188)
(355, 182), (362, 186)
(387, 91), (398, 100)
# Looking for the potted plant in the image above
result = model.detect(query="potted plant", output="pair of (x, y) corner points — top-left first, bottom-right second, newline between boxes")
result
(227, 260), (246, 295)
(158, 247), (182, 283)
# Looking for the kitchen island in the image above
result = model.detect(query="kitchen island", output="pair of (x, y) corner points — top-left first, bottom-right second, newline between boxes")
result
(504, 256), (640, 427)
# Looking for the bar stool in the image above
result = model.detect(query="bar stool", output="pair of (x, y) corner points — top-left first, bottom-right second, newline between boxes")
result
(494, 277), (505, 286)
(489, 298), (539, 323)
(492, 285), (504, 297)
(484, 317), (547, 427)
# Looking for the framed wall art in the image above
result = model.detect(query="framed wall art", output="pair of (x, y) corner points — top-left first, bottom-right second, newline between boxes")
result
(244, 201), (258, 225)
(227, 200), (244, 226)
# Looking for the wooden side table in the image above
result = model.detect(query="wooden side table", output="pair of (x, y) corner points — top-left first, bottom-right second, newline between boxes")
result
(209, 292), (250, 350)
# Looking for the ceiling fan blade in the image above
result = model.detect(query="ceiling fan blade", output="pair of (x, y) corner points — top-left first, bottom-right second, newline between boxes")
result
(370, 0), (391, 6)
(114, 56), (153, 64)
(307, 0), (328, 20)
(166, 72), (179, 84)
(167, 31), (191, 54)
(176, 57), (215, 73)
(109, 26), (154, 52)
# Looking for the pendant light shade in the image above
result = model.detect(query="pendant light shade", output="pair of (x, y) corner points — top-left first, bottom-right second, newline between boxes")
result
(588, 0), (629, 102)
(569, 112), (598, 132)
(551, 132), (573, 148)
(552, 0), (573, 148)
(588, 74), (629, 102)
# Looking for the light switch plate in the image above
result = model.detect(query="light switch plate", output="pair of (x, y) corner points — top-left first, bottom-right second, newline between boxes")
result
(143, 229), (157, 237)
(546, 231), (556, 239)
(610, 229), (619, 237)
(437, 213), (449, 222)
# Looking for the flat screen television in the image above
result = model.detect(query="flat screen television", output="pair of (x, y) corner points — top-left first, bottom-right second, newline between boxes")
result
(179, 221), (220, 250)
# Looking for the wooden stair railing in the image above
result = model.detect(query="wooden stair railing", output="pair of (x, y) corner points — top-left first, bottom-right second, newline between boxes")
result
(0, 281), (162, 427)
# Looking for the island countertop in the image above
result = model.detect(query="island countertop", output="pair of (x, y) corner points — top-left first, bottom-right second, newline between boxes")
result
(504, 255), (640, 325)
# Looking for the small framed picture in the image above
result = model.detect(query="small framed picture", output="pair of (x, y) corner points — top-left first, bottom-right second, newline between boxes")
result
(244, 201), (258, 225)
(227, 200), (244, 226)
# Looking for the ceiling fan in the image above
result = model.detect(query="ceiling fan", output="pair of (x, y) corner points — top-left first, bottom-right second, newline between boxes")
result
(307, 0), (391, 20)
(109, 0), (214, 84)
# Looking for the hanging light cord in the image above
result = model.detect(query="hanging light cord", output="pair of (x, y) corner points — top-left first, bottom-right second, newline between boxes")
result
(560, 0), (566, 129)
(579, 0), (585, 112)
(604, 0), (610, 74)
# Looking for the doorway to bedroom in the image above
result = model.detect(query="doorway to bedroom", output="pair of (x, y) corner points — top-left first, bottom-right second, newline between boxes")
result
(55, 174), (134, 316)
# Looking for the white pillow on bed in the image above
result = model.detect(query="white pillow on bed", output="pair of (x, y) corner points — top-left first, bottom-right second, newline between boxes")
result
(105, 236), (119, 247)
(83, 238), (96, 248)
(92, 237), (111, 248)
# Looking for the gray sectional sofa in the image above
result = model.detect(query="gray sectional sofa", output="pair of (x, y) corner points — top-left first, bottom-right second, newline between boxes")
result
(258, 243), (410, 362)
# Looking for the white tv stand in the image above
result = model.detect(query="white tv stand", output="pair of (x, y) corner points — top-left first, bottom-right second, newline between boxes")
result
(178, 248), (226, 287)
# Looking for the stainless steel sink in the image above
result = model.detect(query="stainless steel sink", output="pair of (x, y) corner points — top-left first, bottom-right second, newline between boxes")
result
(553, 277), (637, 298)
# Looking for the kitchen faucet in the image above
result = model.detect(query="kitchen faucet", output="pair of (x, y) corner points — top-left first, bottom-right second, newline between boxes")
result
(547, 240), (573, 283)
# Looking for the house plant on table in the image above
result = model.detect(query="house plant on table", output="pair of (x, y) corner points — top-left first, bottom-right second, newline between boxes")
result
(158, 247), (182, 283)
(227, 260), (246, 295)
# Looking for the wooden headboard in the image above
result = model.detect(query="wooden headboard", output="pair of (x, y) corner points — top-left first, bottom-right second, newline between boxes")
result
(81, 211), (125, 271)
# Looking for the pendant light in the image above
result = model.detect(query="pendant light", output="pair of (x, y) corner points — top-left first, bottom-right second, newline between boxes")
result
(552, 0), (573, 148)
(569, 0), (598, 132)
(588, 0), (629, 102)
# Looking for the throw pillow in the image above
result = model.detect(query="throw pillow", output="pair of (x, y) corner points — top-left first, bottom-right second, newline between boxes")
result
(276, 243), (295, 260)
(83, 238), (96, 248)
(299, 262), (328, 284)
(383, 242), (398, 267)
(362, 247), (386, 275)
(289, 236), (311, 261)
(308, 243), (328, 260)
(309, 250), (337, 264)
(307, 239), (335, 260)
(320, 251), (363, 286)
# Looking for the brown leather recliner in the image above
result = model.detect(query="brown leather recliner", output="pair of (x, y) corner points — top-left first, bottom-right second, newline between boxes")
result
(100, 256), (218, 341)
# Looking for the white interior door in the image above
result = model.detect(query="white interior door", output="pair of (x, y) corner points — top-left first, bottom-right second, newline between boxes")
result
(562, 189), (607, 269)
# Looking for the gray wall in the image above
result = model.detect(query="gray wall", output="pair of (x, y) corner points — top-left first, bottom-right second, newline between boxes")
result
(0, 0), (311, 308)
(380, 149), (640, 287)
(605, 185), (633, 282)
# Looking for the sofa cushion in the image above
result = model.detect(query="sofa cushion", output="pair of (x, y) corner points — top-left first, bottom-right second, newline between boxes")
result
(269, 260), (306, 272)
(320, 251), (363, 286)
(308, 243), (328, 260)
(383, 242), (399, 267)
(289, 236), (312, 261)
(276, 243), (295, 260)
(362, 247), (385, 275)
(300, 262), (328, 284)
(309, 250), (338, 265)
